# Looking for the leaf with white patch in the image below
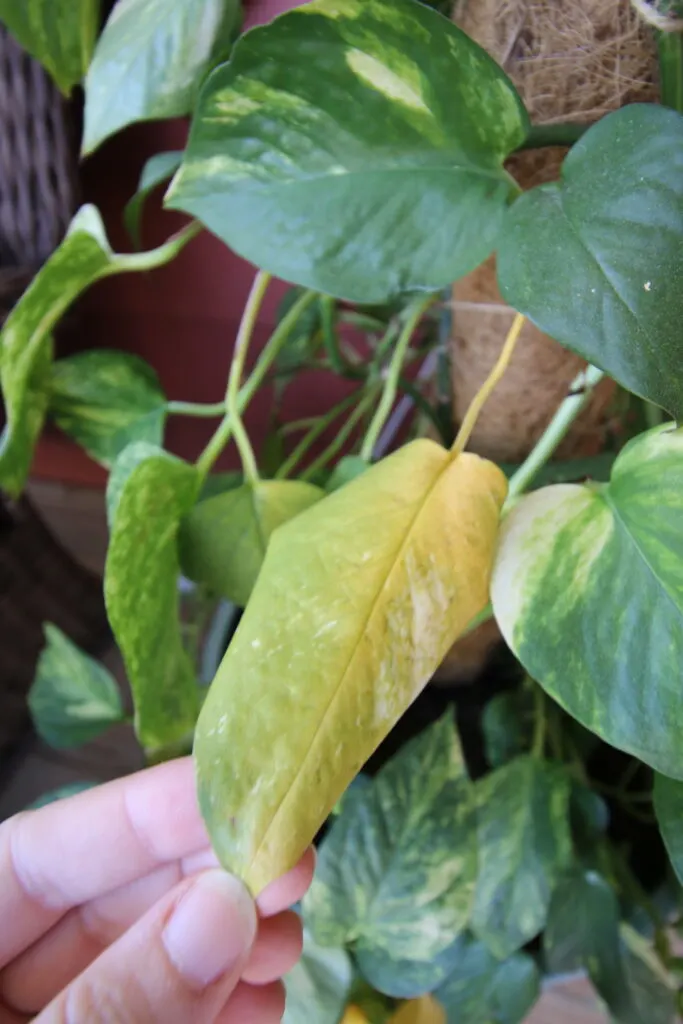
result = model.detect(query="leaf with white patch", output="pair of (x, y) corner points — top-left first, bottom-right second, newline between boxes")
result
(492, 424), (683, 778)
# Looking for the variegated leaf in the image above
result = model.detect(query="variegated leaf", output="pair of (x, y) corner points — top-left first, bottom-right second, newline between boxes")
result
(0, 0), (99, 94)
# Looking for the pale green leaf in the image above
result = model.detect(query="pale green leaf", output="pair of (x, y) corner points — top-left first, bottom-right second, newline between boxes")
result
(0, 0), (100, 94)
(28, 781), (98, 809)
(654, 773), (683, 886)
(194, 438), (507, 892)
(124, 151), (183, 248)
(471, 755), (572, 959)
(83, 0), (241, 154)
(104, 444), (200, 750)
(498, 105), (683, 419)
(28, 624), (123, 748)
(284, 929), (353, 1024)
(167, 0), (529, 303)
(49, 350), (166, 467)
(433, 932), (540, 1024)
(304, 716), (477, 968)
(0, 204), (196, 496)
(179, 480), (324, 607)
(492, 424), (683, 778)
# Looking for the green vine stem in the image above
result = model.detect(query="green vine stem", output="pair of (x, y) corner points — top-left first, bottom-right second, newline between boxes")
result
(114, 220), (202, 272)
(506, 363), (605, 502)
(276, 390), (361, 479)
(166, 400), (227, 418)
(302, 388), (380, 480)
(518, 122), (592, 151)
(658, 28), (683, 112)
(360, 294), (435, 461)
(195, 286), (319, 480)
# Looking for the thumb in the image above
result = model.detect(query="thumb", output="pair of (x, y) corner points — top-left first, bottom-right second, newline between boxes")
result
(37, 870), (257, 1024)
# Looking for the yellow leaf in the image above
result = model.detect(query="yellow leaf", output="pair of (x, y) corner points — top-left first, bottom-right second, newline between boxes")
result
(389, 996), (446, 1024)
(341, 1007), (371, 1024)
(194, 438), (506, 892)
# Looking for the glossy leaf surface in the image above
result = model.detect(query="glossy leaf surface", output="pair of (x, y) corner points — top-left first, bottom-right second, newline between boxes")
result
(49, 350), (166, 467)
(105, 444), (200, 750)
(195, 439), (506, 891)
(472, 755), (572, 958)
(433, 932), (540, 1024)
(0, 0), (99, 93)
(167, 0), (529, 302)
(83, 0), (241, 153)
(124, 151), (183, 247)
(498, 105), (683, 418)
(180, 480), (323, 607)
(283, 929), (353, 1024)
(654, 773), (683, 885)
(492, 425), (683, 777)
(28, 625), (123, 748)
(305, 716), (476, 968)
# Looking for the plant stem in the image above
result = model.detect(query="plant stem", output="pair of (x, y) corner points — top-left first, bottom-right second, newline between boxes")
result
(302, 389), (379, 481)
(113, 221), (202, 272)
(225, 271), (271, 484)
(519, 122), (592, 151)
(506, 364), (605, 502)
(531, 683), (547, 757)
(452, 313), (526, 458)
(276, 390), (361, 479)
(659, 30), (683, 112)
(360, 295), (435, 461)
(167, 400), (227, 418)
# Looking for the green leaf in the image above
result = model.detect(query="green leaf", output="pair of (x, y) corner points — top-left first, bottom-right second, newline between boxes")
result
(356, 937), (465, 1001)
(104, 444), (200, 750)
(492, 424), (683, 778)
(284, 929), (353, 1024)
(481, 690), (533, 768)
(28, 624), (124, 748)
(654, 773), (683, 886)
(544, 871), (627, 1009)
(433, 932), (540, 1024)
(275, 288), (324, 378)
(49, 350), (166, 468)
(471, 755), (572, 958)
(498, 104), (683, 419)
(616, 924), (678, 1024)
(326, 456), (369, 493)
(0, 204), (195, 496)
(179, 480), (324, 607)
(194, 439), (507, 892)
(570, 783), (609, 856)
(0, 0), (100, 94)
(167, 0), (529, 303)
(83, 0), (242, 154)
(124, 151), (184, 248)
(199, 470), (243, 502)
(28, 781), (99, 809)
(304, 716), (477, 971)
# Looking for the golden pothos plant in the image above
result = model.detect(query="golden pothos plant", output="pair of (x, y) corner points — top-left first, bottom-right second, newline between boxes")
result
(5, 0), (683, 1021)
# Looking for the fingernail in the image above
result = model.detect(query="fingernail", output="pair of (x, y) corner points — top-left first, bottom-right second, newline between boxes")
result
(163, 870), (257, 988)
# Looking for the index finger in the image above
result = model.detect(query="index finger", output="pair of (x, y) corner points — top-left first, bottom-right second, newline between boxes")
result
(0, 757), (210, 969)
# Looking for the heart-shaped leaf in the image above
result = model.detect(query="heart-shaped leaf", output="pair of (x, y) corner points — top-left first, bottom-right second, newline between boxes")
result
(105, 443), (200, 751)
(433, 933), (540, 1024)
(194, 438), (507, 892)
(124, 151), (183, 248)
(28, 624), (124, 748)
(491, 424), (683, 778)
(304, 716), (476, 972)
(283, 929), (353, 1024)
(167, 0), (529, 303)
(49, 350), (166, 467)
(471, 756), (572, 959)
(83, 0), (241, 154)
(180, 480), (324, 607)
(653, 773), (683, 886)
(498, 104), (683, 418)
(0, 0), (100, 94)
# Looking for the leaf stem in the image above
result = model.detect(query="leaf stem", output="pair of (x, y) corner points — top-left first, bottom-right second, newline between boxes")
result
(531, 683), (547, 758)
(302, 389), (379, 481)
(225, 271), (271, 484)
(167, 400), (227, 418)
(518, 122), (592, 151)
(658, 30), (683, 113)
(112, 221), (202, 273)
(506, 364), (605, 502)
(451, 313), (526, 458)
(276, 390), (361, 479)
(360, 295), (435, 461)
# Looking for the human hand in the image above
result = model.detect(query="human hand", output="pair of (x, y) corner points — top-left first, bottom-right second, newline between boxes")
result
(0, 758), (314, 1023)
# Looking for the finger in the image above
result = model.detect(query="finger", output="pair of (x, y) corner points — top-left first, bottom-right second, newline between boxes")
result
(217, 980), (286, 1024)
(243, 911), (303, 986)
(256, 846), (316, 917)
(0, 758), (209, 968)
(33, 870), (257, 1024)
(0, 848), (218, 1014)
